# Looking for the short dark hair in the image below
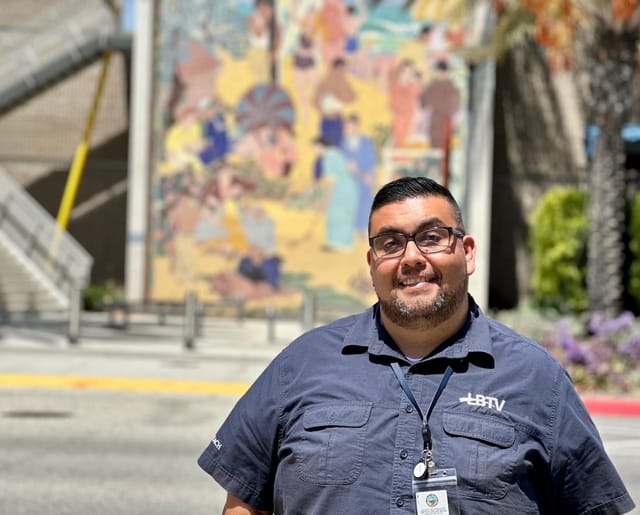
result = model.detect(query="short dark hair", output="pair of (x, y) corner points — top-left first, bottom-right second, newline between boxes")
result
(369, 176), (465, 234)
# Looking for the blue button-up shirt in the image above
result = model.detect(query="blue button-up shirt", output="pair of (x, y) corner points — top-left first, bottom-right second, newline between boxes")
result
(198, 299), (635, 514)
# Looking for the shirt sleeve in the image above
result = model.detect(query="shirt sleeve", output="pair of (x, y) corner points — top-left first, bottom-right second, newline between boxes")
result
(550, 372), (635, 514)
(197, 353), (285, 511)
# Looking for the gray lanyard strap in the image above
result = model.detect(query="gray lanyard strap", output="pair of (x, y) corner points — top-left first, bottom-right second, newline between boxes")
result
(391, 361), (454, 455)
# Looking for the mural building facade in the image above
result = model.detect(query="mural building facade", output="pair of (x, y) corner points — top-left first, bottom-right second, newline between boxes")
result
(149, 0), (470, 313)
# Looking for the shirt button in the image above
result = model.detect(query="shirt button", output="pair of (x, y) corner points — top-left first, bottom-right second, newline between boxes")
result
(400, 449), (409, 459)
(396, 497), (405, 507)
(405, 405), (414, 413)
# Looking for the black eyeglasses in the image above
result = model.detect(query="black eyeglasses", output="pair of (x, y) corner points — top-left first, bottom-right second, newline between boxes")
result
(369, 227), (464, 259)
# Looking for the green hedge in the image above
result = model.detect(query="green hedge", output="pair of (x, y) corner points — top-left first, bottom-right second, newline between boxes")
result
(529, 187), (589, 313)
(530, 188), (640, 314)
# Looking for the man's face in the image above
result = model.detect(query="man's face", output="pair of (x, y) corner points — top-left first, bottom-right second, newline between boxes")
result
(367, 195), (476, 330)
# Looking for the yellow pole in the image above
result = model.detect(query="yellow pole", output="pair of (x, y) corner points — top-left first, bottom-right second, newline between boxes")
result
(56, 50), (113, 230)
(49, 51), (112, 269)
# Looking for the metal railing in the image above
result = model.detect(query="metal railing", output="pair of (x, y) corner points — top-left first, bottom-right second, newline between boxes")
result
(0, 167), (93, 298)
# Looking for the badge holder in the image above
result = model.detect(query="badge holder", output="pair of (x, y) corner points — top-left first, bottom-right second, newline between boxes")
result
(390, 362), (458, 515)
(412, 466), (459, 515)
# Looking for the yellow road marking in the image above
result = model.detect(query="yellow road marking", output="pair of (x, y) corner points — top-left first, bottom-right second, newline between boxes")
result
(0, 373), (250, 396)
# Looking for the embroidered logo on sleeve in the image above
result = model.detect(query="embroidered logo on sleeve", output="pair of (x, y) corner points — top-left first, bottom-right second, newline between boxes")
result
(459, 393), (505, 412)
(211, 435), (222, 450)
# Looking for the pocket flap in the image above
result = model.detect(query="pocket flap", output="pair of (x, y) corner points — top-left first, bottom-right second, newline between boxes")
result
(443, 411), (515, 448)
(303, 403), (373, 430)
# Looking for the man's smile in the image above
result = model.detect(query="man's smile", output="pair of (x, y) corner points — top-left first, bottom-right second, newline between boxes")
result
(397, 275), (438, 289)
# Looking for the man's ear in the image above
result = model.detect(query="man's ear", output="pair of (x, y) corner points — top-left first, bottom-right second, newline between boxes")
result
(367, 248), (376, 287)
(462, 234), (476, 276)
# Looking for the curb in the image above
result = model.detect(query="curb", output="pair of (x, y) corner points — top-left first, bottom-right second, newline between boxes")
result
(582, 396), (640, 417)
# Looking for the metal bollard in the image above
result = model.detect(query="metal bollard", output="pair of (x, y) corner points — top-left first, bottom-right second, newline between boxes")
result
(157, 304), (167, 325)
(68, 286), (82, 344)
(301, 292), (316, 331)
(236, 298), (245, 326)
(184, 291), (198, 350)
(266, 305), (276, 343)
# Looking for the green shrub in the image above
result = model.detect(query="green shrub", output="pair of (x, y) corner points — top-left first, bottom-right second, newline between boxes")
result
(529, 187), (589, 313)
(83, 280), (125, 311)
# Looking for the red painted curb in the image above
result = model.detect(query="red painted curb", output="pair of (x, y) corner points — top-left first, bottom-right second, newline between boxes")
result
(582, 397), (640, 417)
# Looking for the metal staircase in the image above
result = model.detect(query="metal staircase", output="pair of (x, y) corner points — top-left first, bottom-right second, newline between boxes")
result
(0, 167), (93, 318)
(0, 0), (131, 114)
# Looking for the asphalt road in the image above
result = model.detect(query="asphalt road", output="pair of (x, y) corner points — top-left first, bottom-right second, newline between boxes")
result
(0, 388), (229, 515)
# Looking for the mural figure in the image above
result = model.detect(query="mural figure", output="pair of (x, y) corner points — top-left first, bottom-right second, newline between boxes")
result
(164, 178), (200, 285)
(238, 205), (281, 289)
(175, 38), (221, 113)
(314, 137), (359, 252)
(313, 57), (356, 147)
(395, 23), (434, 82)
(290, 3), (319, 125)
(197, 96), (230, 166)
(163, 104), (205, 176)
(211, 202), (293, 301)
(317, 0), (349, 64)
(388, 59), (422, 146)
(341, 114), (377, 237)
(247, 0), (280, 84)
(193, 171), (231, 254)
(420, 58), (460, 150)
(343, 0), (368, 75)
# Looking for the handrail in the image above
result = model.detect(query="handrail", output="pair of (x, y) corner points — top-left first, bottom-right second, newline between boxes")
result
(0, 0), (123, 111)
(0, 167), (93, 293)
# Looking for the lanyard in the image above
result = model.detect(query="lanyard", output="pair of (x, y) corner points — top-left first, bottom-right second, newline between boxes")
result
(391, 361), (453, 477)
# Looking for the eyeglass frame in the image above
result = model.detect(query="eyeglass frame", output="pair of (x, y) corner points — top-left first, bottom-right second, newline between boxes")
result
(368, 226), (465, 260)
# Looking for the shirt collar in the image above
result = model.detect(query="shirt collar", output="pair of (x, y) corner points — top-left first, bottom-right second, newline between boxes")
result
(341, 296), (494, 363)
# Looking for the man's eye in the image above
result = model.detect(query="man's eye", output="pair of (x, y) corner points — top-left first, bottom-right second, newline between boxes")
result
(381, 236), (404, 251)
(417, 231), (444, 245)
(378, 234), (404, 252)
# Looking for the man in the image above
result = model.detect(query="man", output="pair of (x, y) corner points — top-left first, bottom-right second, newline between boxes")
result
(199, 177), (635, 514)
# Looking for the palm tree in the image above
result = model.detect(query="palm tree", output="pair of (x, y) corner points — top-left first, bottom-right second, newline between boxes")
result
(576, 2), (639, 316)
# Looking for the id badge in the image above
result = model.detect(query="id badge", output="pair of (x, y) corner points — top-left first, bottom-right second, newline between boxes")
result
(412, 468), (458, 515)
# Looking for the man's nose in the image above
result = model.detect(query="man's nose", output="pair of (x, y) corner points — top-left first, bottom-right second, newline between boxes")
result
(402, 239), (427, 263)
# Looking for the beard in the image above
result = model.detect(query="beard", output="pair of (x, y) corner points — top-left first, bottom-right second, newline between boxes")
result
(380, 275), (468, 330)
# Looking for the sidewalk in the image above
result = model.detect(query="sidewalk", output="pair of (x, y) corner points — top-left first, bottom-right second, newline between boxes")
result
(1, 311), (640, 416)
(0, 310), (302, 359)
(0, 311), (303, 394)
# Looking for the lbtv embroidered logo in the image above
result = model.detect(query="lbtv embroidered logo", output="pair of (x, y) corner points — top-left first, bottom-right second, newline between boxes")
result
(459, 393), (506, 412)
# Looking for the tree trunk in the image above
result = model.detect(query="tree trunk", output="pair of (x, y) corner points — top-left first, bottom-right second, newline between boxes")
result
(581, 26), (638, 316)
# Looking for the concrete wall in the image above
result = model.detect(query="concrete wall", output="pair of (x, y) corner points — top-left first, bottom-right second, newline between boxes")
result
(490, 41), (587, 308)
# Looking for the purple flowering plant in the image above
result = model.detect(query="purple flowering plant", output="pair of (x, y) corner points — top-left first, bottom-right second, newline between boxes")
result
(541, 312), (640, 393)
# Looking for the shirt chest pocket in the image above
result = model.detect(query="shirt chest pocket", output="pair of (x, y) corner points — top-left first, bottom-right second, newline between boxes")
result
(295, 403), (372, 486)
(442, 410), (517, 500)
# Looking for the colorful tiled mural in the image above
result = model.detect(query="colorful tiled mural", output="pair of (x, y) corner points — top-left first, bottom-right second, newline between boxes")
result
(150, 0), (470, 313)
